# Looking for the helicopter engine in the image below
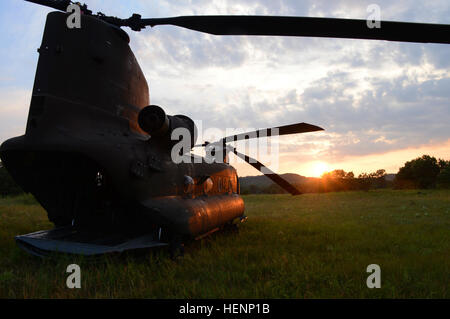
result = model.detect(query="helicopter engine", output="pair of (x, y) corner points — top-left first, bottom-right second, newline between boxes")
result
(137, 105), (198, 149)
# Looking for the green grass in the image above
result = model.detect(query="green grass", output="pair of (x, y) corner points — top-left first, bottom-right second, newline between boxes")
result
(0, 190), (449, 298)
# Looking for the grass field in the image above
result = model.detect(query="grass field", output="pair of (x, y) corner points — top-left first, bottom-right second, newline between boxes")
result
(0, 190), (449, 298)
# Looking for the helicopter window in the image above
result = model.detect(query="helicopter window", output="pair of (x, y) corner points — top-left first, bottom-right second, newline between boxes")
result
(203, 178), (214, 195)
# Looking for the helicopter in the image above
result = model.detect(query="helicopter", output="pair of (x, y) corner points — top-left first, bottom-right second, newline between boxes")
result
(0, 0), (448, 257)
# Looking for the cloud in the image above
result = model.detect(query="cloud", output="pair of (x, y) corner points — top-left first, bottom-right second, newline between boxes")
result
(0, 88), (30, 143)
(0, 0), (449, 175)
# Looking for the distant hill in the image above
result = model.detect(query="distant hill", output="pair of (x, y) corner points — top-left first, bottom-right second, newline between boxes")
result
(385, 174), (396, 181)
(239, 172), (396, 188)
(239, 173), (311, 188)
(239, 172), (397, 194)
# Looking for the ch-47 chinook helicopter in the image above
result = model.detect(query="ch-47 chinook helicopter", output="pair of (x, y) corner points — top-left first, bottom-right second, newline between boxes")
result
(0, 0), (448, 257)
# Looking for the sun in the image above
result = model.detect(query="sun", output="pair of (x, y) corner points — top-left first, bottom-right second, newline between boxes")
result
(311, 161), (330, 177)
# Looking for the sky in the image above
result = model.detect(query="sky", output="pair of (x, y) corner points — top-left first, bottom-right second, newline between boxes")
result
(0, 0), (449, 177)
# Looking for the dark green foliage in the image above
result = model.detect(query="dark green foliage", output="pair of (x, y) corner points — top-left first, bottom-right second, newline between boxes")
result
(241, 169), (390, 194)
(264, 183), (285, 194)
(437, 166), (450, 189)
(395, 155), (441, 189)
(242, 155), (450, 194)
(0, 164), (23, 197)
(438, 159), (450, 170)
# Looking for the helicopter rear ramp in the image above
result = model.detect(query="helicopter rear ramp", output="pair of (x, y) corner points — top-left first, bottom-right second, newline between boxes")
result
(15, 226), (168, 257)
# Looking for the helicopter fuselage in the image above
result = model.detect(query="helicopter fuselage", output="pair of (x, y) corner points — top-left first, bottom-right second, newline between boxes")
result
(0, 11), (245, 242)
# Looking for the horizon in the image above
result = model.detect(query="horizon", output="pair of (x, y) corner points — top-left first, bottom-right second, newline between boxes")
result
(239, 171), (398, 179)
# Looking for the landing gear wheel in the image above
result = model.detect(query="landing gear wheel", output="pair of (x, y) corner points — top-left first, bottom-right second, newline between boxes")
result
(223, 222), (239, 234)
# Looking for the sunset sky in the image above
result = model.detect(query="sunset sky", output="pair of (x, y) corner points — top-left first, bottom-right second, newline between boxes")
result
(0, 0), (449, 177)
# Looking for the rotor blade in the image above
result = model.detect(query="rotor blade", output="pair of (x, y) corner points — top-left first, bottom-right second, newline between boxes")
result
(141, 16), (450, 44)
(223, 122), (324, 143)
(24, 0), (71, 11)
(233, 149), (301, 196)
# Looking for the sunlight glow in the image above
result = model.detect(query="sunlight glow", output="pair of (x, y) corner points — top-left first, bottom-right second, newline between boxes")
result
(311, 161), (330, 177)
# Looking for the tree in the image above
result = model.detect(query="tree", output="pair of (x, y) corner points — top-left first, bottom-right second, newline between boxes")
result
(345, 171), (354, 179)
(248, 184), (261, 194)
(370, 169), (386, 179)
(0, 163), (23, 196)
(358, 172), (369, 179)
(437, 166), (450, 188)
(320, 169), (390, 192)
(438, 159), (450, 170)
(395, 155), (440, 189)
(265, 183), (286, 194)
(322, 169), (346, 179)
(356, 169), (388, 190)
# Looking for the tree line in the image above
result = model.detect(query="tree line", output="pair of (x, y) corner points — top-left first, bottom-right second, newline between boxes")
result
(240, 154), (450, 194)
(394, 155), (450, 189)
(1, 154), (449, 196)
(0, 162), (23, 196)
(241, 168), (390, 194)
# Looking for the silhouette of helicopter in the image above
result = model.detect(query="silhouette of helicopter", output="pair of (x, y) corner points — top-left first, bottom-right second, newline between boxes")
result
(0, 0), (448, 257)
